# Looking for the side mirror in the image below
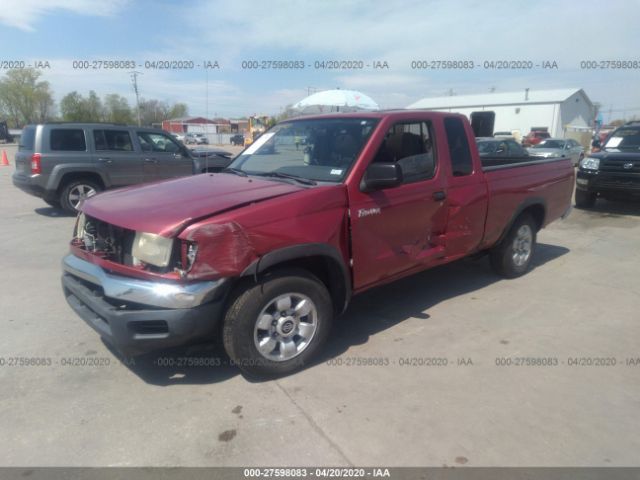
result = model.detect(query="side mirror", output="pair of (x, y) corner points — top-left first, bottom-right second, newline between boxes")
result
(360, 163), (403, 192)
(591, 138), (601, 148)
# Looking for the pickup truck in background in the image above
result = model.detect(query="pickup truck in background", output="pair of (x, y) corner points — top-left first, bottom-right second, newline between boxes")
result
(61, 111), (574, 377)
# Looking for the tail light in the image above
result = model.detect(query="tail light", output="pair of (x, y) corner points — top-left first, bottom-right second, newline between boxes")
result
(31, 153), (42, 174)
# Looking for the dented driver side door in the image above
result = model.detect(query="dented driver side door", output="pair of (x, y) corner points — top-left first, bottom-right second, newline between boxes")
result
(348, 120), (449, 290)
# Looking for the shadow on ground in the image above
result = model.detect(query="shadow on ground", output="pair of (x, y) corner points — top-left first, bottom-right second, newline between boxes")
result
(34, 206), (74, 218)
(115, 243), (569, 385)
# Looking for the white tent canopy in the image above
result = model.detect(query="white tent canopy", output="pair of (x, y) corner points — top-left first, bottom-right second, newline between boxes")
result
(292, 89), (379, 114)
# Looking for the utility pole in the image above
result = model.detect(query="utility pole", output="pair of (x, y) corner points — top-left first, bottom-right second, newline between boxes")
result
(130, 71), (142, 126)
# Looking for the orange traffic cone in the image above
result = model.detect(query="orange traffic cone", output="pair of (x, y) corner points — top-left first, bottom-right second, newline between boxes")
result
(0, 150), (8, 167)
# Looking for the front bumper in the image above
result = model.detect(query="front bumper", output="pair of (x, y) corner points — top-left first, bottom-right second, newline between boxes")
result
(61, 254), (229, 355)
(576, 170), (640, 197)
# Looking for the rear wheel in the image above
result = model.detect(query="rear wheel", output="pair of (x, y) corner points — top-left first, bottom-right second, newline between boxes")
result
(490, 214), (537, 278)
(575, 189), (596, 209)
(222, 269), (333, 378)
(59, 179), (102, 214)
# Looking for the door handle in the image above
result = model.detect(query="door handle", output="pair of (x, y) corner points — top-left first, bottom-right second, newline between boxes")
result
(433, 191), (446, 201)
(144, 158), (158, 164)
(97, 157), (112, 164)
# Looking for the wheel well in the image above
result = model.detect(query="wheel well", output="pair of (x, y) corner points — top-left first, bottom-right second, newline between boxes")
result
(57, 172), (105, 193)
(258, 256), (349, 315)
(520, 203), (545, 231)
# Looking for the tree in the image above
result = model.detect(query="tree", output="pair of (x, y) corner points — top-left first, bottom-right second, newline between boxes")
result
(85, 91), (104, 121)
(103, 94), (134, 124)
(0, 68), (55, 127)
(138, 99), (188, 126)
(60, 91), (86, 121)
(166, 102), (188, 120)
(60, 90), (104, 122)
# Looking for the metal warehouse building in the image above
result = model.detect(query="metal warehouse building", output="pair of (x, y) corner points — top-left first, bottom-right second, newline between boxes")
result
(407, 88), (595, 138)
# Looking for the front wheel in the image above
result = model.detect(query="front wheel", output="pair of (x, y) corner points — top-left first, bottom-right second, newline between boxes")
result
(222, 269), (333, 378)
(490, 214), (537, 278)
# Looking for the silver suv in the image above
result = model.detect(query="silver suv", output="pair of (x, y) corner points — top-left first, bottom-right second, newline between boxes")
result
(12, 123), (229, 213)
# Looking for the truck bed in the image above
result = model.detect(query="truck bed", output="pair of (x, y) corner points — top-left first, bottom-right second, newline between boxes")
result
(479, 156), (575, 250)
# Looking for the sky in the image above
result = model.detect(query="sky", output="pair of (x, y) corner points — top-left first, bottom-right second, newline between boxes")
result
(1, 0), (639, 122)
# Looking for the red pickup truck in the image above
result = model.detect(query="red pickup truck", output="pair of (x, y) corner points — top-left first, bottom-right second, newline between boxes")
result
(62, 111), (574, 376)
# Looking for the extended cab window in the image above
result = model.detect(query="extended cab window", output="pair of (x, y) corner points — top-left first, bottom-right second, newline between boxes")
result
(372, 121), (436, 183)
(137, 132), (181, 153)
(50, 129), (86, 151)
(444, 117), (473, 176)
(94, 130), (134, 151)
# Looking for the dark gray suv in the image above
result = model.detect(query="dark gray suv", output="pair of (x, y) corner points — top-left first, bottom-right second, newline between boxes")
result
(12, 123), (232, 213)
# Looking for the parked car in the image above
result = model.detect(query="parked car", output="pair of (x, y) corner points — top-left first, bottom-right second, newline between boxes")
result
(493, 131), (514, 139)
(230, 134), (245, 146)
(0, 120), (14, 143)
(12, 123), (200, 213)
(61, 111), (574, 377)
(528, 138), (584, 166)
(576, 121), (640, 208)
(523, 129), (550, 147)
(185, 133), (208, 145)
(189, 147), (234, 172)
(476, 138), (529, 158)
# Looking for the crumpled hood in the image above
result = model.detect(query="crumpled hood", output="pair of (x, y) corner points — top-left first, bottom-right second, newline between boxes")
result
(82, 173), (305, 236)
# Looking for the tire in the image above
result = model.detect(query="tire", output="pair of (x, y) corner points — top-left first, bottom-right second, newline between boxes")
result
(59, 179), (102, 214)
(575, 189), (596, 209)
(490, 214), (537, 278)
(222, 269), (333, 378)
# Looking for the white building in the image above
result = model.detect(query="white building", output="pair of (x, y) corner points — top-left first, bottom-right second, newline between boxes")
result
(407, 88), (594, 138)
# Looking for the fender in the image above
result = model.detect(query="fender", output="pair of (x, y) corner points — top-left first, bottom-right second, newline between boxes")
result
(47, 163), (111, 191)
(495, 196), (547, 245)
(241, 243), (352, 314)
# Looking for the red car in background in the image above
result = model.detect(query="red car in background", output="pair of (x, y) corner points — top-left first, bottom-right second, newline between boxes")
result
(522, 129), (551, 147)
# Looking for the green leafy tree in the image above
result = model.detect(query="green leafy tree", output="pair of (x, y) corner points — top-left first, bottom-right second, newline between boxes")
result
(0, 68), (55, 127)
(103, 94), (134, 124)
(60, 90), (104, 122)
(60, 91), (86, 121)
(138, 99), (188, 126)
(85, 91), (104, 121)
(166, 102), (188, 119)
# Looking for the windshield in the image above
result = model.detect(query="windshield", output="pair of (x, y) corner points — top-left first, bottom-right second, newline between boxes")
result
(229, 118), (379, 183)
(604, 128), (640, 150)
(534, 140), (564, 149)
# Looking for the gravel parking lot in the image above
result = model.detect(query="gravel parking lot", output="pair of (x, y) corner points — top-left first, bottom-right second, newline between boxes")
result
(1, 142), (639, 467)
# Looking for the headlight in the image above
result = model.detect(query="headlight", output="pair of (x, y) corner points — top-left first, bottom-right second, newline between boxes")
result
(132, 232), (174, 267)
(580, 157), (600, 170)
